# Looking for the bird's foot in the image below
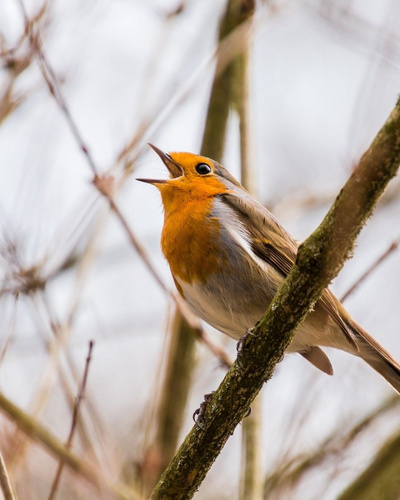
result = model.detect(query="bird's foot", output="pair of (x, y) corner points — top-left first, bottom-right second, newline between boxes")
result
(236, 327), (257, 368)
(193, 392), (214, 429)
(244, 406), (252, 418)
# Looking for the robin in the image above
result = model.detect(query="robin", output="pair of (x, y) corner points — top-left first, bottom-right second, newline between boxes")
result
(137, 145), (400, 393)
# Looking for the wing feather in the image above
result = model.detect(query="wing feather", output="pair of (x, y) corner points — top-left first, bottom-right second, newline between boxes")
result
(219, 191), (357, 350)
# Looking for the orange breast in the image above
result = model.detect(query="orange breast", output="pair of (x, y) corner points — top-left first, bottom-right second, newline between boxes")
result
(161, 197), (226, 285)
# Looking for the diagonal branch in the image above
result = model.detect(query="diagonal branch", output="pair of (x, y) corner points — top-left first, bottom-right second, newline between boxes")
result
(263, 394), (399, 497)
(340, 235), (400, 302)
(339, 428), (400, 500)
(0, 392), (138, 500)
(150, 99), (400, 499)
(0, 447), (17, 500)
(47, 341), (94, 500)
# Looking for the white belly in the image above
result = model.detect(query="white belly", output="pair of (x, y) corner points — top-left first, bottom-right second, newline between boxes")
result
(172, 197), (347, 355)
(176, 274), (345, 355)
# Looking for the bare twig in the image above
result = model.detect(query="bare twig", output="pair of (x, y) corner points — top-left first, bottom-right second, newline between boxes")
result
(0, 448), (17, 500)
(196, 330), (232, 369)
(47, 341), (94, 500)
(339, 427), (400, 500)
(17, 0), (204, 335)
(15, 0), (258, 355)
(93, 179), (202, 330)
(16, 0), (98, 174)
(0, 391), (138, 499)
(341, 236), (400, 302)
(0, 296), (18, 366)
(6, 239), (108, 478)
(0, 4), (47, 125)
(263, 394), (399, 497)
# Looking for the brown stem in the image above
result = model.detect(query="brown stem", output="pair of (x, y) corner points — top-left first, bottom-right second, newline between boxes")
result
(47, 341), (94, 500)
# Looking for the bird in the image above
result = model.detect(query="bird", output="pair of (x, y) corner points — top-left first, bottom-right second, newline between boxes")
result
(137, 144), (400, 393)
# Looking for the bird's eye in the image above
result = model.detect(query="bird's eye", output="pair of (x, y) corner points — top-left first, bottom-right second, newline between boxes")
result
(195, 163), (212, 175)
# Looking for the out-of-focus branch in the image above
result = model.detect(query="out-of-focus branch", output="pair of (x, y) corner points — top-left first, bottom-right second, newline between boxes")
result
(0, 392), (138, 500)
(47, 341), (94, 500)
(263, 395), (399, 497)
(140, 313), (197, 496)
(93, 177), (201, 332)
(239, 395), (262, 500)
(201, 0), (255, 160)
(16, 0), (97, 174)
(339, 428), (400, 500)
(150, 98), (400, 499)
(340, 236), (400, 302)
(15, 0), (255, 355)
(0, 447), (17, 500)
(0, 4), (47, 125)
(231, 2), (257, 198)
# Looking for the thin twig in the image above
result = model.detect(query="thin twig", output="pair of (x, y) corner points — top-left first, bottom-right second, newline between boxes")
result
(263, 394), (399, 497)
(340, 236), (400, 302)
(19, 0), (203, 336)
(196, 330), (232, 369)
(0, 392), (137, 499)
(0, 295), (18, 366)
(16, 2), (203, 332)
(47, 341), (94, 500)
(15, 0), (254, 356)
(339, 426), (400, 499)
(8, 286), (104, 478)
(16, 0), (97, 174)
(0, 448), (17, 500)
(16, 2), (242, 459)
(93, 176), (202, 331)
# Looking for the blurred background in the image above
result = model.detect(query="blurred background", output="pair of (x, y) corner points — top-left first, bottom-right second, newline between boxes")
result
(0, 0), (400, 499)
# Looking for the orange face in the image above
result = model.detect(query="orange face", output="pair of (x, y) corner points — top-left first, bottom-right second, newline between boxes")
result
(138, 146), (229, 215)
(166, 151), (214, 178)
(137, 146), (232, 284)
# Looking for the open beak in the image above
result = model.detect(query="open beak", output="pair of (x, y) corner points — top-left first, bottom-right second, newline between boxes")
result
(136, 144), (183, 185)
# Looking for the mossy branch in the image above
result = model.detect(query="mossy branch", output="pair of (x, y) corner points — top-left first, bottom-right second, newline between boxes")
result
(150, 99), (400, 500)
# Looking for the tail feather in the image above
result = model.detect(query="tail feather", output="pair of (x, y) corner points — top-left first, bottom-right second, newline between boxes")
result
(348, 319), (400, 394)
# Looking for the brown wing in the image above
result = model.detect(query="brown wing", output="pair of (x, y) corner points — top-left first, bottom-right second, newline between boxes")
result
(220, 191), (357, 350)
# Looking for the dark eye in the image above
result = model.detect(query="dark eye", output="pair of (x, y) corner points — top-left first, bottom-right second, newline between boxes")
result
(195, 163), (212, 175)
